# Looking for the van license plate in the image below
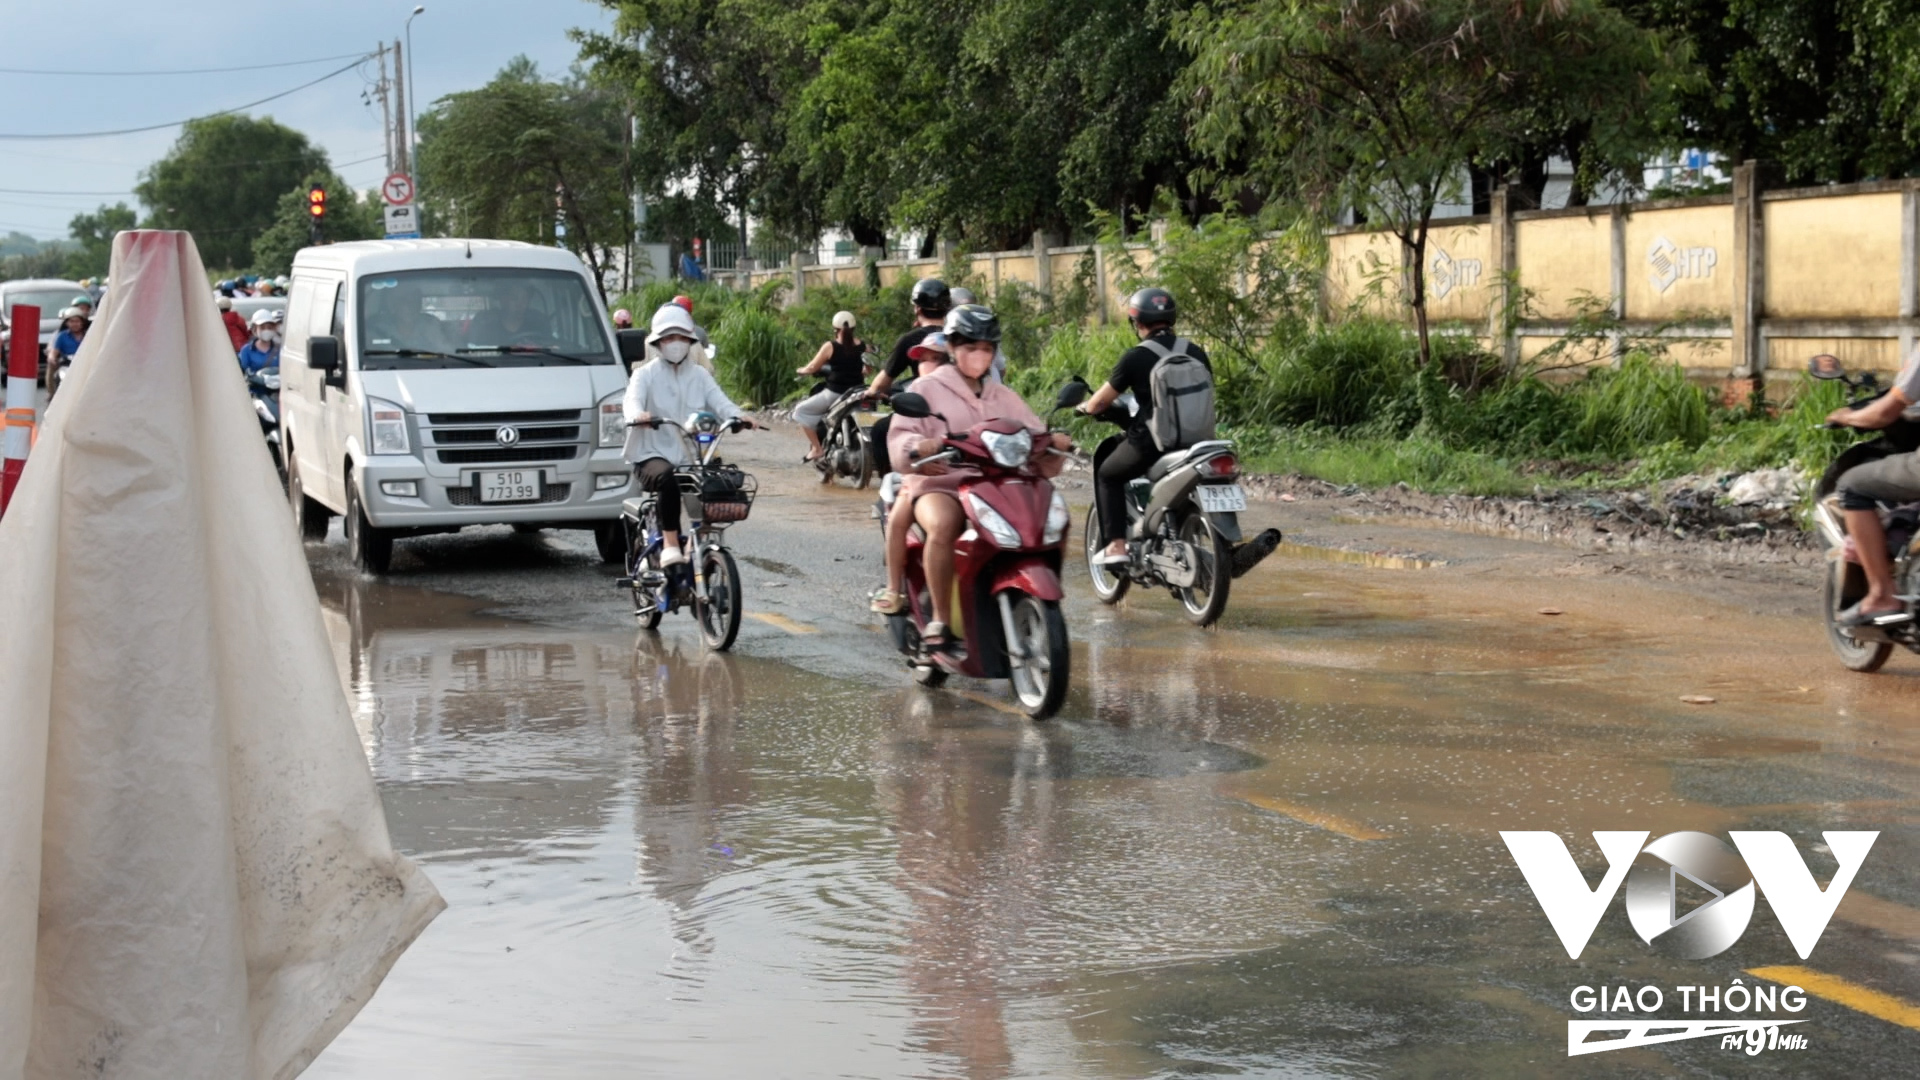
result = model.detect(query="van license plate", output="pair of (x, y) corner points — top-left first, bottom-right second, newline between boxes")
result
(1197, 484), (1247, 513)
(479, 470), (542, 502)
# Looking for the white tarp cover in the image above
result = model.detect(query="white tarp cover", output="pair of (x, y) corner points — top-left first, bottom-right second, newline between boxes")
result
(0, 231), (443, 1079)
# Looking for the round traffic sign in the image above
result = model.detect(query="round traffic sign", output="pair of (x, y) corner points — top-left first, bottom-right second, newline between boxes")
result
(382, 173), (415, 206)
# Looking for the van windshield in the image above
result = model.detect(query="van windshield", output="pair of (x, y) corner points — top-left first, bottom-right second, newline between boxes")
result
(357, 268), (614, 368)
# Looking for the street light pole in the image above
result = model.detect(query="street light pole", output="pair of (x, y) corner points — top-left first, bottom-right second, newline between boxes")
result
(405, 6), (425, 177)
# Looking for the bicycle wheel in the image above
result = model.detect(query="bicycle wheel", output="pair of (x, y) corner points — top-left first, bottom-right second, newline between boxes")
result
(697, 545), (743, 650)
(628, 513), (662, 629)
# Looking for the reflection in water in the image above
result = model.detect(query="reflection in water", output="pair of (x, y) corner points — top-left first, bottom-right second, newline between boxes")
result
(627, 633), (747, 964)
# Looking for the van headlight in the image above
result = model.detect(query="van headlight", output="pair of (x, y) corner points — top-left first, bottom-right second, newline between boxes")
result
(598, 392), (626, 447)
(965, 493), (1022, 549)
(980, 428), (1032, 468)
(368, 397), (410, 455)
(1042, 490), (1069, 544)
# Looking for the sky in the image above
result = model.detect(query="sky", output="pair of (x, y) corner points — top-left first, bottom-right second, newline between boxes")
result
(0, 0), (615, 241)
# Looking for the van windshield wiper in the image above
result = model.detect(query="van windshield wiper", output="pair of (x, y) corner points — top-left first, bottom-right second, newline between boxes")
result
(364, 348), (492, 367)
(459, 344), (598, 365)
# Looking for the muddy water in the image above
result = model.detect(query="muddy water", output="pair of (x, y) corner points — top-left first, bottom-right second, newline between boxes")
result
(305, 548), (1919, 1078)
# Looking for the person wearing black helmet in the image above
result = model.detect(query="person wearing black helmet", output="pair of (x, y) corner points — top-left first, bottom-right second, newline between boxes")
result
(1075, 286), (1212, 565)
(863, 277), (953, 473)
(873, 304), (1071, 643)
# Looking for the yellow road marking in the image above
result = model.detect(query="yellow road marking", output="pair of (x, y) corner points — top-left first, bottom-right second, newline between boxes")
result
(747, 612), (818, 634)
(947, 687), (1029, 717)
(1229, 793), (1389, 841)
(1747, 965), (1920, 1030)
(1836, 892), (1920, 945)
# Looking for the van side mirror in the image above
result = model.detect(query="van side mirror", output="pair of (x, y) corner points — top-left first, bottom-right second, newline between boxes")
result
(307, 335), (341, 376)
(616, 329), (649, 369)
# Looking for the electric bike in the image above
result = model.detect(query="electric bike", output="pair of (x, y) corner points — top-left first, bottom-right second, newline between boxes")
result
(615, 412), (757, 650)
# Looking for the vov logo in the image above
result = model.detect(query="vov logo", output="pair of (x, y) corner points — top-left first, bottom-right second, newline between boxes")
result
(1501, 831), (1878, 959)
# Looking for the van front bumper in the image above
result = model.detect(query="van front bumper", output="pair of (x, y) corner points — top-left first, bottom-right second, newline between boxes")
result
(358, 451), (635, 529)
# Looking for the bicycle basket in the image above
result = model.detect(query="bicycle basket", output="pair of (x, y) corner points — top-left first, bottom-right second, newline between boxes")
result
(678, 464), (757, 523)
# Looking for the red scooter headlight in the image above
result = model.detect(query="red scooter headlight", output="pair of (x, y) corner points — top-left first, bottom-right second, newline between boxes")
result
(1204, 453), (1237, 478)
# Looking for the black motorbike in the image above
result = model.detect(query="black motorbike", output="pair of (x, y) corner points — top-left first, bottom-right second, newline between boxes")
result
(811, 384), (877, 489)
(1807, 353), (1920, 671)
(248, 365), (283, 478)
(1058, 378), (1280, 626)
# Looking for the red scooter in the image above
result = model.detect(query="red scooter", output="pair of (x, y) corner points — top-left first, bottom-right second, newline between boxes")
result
(880, 391), (1072, 718)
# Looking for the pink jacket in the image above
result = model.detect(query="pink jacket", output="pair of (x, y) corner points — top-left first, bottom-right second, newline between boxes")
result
(888, 364), (1061, 496)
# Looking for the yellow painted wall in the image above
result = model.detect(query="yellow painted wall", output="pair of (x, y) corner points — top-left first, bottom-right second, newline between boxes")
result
(1049, 252), (1088, 290)
(1765, 192), (1902, 318)
(997, 255), (1038, 288)
(1419, 222), (1492, 322)
(1622, 204), (1734, 319)
(1766, 336), (1902, 372)
(1518, 334), (1613, 370)
(1325, 230), (1403, 316)
(1516, 213), (1611, 319)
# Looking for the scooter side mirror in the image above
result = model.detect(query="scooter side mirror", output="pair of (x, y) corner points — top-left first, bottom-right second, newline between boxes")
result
(1807, 353), (1846, 380)
(890, 392), (934, 419)
(616, 329), (649, 369)
(1055, 377), (1089, 409)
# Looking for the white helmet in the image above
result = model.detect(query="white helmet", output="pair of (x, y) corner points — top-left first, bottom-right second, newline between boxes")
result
(647, 302), (698, 344)
(831, 310), (857, 330)
(217, 296), (232, 311)
(249, 308), (280, 328)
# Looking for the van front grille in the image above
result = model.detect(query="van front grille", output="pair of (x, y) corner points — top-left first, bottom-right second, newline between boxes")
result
(437, 445), (578, 464)
(433, 425), (580, 444)
(446, 483), (572, 506)
(426, 409), (582, 425)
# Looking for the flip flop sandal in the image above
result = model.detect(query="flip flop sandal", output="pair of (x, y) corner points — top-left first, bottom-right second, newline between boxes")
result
(870, 588), (906, 615)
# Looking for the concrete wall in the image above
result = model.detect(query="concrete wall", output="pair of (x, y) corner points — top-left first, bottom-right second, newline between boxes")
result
(731, 168), (1920, 386)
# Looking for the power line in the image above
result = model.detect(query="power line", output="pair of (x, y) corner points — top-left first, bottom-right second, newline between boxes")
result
(0, 55), (372, 140)
(0, 152), (387, 196)
(0, 51), (373, 77)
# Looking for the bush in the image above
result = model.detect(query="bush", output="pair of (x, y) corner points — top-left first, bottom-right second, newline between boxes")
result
(708, 306), (806, 407)
(1558, 352), (1712, 456)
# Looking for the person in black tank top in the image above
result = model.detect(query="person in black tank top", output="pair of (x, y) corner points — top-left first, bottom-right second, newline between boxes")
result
(794, 310), (871, 462)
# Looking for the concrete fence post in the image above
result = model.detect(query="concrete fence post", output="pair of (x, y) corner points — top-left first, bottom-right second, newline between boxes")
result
(1093, 246), (1109, 324)
(2, 304), (39, 515)
(1609, 203), (1628, 367)
(1032, 231), (1052, 299)
(791, 252), (805, 303)
(1487, 185), (1514, 365)
(1730, 160), (1764, 394)
(1901, 182), (1918, 362)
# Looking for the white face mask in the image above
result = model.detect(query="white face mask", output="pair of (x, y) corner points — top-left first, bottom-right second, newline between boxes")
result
(659, 339), (691, 364)
(260, 329), (280, 344)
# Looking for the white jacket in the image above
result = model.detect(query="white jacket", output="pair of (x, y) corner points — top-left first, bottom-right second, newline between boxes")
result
(621, 355), (744, 464)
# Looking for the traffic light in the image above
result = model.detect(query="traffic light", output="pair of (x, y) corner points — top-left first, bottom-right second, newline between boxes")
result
(307, 184), (327, 245)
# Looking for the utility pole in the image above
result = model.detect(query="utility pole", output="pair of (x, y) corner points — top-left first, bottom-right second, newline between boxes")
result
(392, 38), (410, 176)
(373, 44), (395, 175)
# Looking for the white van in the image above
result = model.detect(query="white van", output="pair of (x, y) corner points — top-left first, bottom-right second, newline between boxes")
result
(281, 239), (641, 573)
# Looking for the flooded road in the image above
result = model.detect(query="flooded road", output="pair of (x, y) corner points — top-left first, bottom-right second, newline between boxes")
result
(306, 431), (1918, 1077)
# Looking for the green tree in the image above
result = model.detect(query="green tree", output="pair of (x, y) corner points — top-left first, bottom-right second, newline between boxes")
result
(416, 57), (632, 291)
(1181, 0), (1677, 366)
(64, 203), (137, 279)
(134, 115), (328, 270)
(250, 173), (382, 276)
(1616, 0), (1920, 184)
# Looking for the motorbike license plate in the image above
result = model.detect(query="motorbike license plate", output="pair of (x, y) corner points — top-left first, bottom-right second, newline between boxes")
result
(475, 469), (543, 502)
(1196, 483), (1247, 513)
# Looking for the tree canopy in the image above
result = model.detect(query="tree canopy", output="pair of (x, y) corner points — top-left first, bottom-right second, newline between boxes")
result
(64, 204), (135, 279)
(417, 58), (632, 291)
(250, 173), (382, 276)
(134, 115), (329, 270)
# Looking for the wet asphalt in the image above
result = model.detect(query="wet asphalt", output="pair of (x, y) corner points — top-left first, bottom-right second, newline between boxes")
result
(299, 424), (1920, 1078)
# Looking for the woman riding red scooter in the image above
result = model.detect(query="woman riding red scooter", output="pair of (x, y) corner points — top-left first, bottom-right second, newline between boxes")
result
(879, 304), (1076, 717)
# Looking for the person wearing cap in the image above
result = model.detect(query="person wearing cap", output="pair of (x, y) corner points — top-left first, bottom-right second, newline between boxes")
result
(217, 295), (250, 352)
(69, 295), (94, 321)
(612, 308), (634, 330)
(237, 308), (282, 374)
(621, 303), (757, 567)
(792, 310), (871, 463)
(872, 304), (1070, 643)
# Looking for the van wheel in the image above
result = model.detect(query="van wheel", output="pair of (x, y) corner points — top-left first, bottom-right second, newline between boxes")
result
(593, 521), (624, 564)
(287, 450), (330, 541)
(346, 476), (393, 574)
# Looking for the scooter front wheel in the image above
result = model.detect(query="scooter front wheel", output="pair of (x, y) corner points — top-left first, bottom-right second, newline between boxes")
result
(1825, 558), (1893, 672)
(1006, 593), (1069, 719)
(1084, 504), (1130, 604)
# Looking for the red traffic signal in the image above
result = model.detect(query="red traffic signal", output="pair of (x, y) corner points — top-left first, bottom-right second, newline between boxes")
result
(307, 185), (327, 221)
